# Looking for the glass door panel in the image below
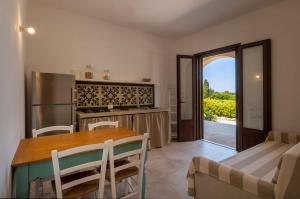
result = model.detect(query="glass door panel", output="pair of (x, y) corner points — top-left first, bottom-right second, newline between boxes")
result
(177, 55), (195, 142)
(238, 39), (271, 151)
(242, 46), (264, 130)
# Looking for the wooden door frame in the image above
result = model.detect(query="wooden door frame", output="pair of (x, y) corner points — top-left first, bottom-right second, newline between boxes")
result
(237, 39), (272, 151)
(176, 40), (271, 150)
(194, 43), (241, 148)
(177, 55), (196, 142)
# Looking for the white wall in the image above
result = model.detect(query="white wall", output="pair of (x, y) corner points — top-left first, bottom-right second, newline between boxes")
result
(0, 0), (26, 197)
(25, 1), (172, 108)
(172, 0), (300, 132)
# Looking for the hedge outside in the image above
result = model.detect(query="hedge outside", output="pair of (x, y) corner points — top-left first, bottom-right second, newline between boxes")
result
(203, 98), (236, 119)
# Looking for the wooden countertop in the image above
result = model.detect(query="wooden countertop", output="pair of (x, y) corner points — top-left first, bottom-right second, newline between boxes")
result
(77, 107), (169, 119)
(12, 128), (138, 167)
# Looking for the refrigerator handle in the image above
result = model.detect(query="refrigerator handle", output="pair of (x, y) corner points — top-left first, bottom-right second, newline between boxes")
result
(71, 88), (77, 130)
(31, 106), (36, 132)
(71, 88), (77, 104)
(71, 88), (73, 124)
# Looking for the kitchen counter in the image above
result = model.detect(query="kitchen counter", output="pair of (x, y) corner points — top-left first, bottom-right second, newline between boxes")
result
(77, 107), (169, 119)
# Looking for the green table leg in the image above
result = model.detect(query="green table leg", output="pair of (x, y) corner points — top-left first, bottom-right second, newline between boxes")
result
(14, 165), (29, 198)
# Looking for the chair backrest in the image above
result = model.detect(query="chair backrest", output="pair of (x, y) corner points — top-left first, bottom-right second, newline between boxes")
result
(51, 140), (111, 198)
(32, 125), (74, 138)
(276, 142), (300, 199)
(88, 121), (119, 131)
(108, 133), (149, 199)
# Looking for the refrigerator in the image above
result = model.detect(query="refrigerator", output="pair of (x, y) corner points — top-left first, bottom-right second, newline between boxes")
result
(31, 72), (76, 136)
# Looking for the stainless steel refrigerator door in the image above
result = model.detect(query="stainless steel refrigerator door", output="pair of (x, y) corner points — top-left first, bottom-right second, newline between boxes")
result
(32, 105), (75, 130)
(32, 72), (75, 105)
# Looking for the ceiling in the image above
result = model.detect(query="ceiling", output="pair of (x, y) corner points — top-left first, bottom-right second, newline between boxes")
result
(32, 0), (282, 39)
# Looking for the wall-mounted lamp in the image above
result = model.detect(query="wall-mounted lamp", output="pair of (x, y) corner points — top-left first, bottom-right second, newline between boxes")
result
(255, 75), (261, 79)
(19, 26), (36, 35)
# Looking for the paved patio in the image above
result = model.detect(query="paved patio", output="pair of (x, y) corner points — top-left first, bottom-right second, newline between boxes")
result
(204, 120), (236, 148)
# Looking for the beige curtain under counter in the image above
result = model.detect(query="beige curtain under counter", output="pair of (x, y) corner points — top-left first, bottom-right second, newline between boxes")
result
(79, 115), (133, 131)
(112, 115), (133, 130)
(132, 113), (149, 134)
(133, 112), (170, 148)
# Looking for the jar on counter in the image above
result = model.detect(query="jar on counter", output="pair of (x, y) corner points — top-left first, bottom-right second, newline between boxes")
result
(85, 65), (93, 79)
(103, 69), (111, 80)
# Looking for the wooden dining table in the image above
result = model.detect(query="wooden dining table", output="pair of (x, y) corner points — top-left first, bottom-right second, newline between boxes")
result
(11, 128), (146, 198)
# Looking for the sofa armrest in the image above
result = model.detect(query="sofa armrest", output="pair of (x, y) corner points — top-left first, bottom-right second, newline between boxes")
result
(276, 143), (300, 199)
(187, 156), (275, 199)
(266, 131), (300, 144)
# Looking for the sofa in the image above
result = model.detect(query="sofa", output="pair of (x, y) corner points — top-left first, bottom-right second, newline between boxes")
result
(187, 131), (300, 199)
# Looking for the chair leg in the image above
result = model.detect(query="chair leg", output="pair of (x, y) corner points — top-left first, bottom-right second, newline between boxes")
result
(127, 177), (134, 193)
(137, 170), (144, 199)
(29, 178), (40, 198)
(93, 191), (98, 199)
(147, 139), (151, 151)
(137, 180), (141, 199)
(124, 179), (129, 195)
(111, 181), (117, 199)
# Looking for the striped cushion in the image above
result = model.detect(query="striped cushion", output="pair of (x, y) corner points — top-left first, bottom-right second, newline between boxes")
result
(187, 156), (275, 198)
(221, 141), (294, 182)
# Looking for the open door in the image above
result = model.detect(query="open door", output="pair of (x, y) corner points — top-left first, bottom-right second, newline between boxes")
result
(177, 55), (196, 142)
(194, 44), (240, 149)
(237, 39), (272, 151)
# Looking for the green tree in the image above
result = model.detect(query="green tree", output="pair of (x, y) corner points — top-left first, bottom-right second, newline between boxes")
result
(211, 91), (236, 100)
(203, 79), (214, 98)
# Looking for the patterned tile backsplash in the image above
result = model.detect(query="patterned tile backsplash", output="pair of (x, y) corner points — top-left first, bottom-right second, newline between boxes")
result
(76, 81), (154, 108)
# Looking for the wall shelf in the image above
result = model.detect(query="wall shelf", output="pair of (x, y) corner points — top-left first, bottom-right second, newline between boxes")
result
(168, 86), (178, 139)
(76, 78), (156, 85)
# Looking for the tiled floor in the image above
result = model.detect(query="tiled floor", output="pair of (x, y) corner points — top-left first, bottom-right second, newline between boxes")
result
(204, 120), (236, 148)
(146, 140), (237, 199)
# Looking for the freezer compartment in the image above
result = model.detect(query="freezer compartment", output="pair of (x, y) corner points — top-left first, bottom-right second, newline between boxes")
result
(32, 105), (75, 131)
(32, 72), (75, 105)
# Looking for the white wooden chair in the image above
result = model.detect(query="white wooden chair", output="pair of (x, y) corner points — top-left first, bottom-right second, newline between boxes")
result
(51, 140), (111, 198)
(32, 125), (73, 138)
(31, 126), (74, 197)
(107, 133), (149, 199)
(88, 121), (119, 131)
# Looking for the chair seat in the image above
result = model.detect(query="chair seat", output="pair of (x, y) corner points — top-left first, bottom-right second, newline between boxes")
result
(52, 170), (100, 198)
(113, 159), (131, 168)
(96, 159), (130, 174)
(106, 166), (139, 183)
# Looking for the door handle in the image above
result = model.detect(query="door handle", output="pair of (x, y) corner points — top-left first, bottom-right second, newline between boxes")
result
(179, 101), (186, 103)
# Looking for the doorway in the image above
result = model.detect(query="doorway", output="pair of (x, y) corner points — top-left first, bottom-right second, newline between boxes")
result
(177, 40), (272, 152)
(202, 51), (236, 148)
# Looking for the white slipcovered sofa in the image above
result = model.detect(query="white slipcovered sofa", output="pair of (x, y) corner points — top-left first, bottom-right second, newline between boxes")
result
(187, 131), (300, 199)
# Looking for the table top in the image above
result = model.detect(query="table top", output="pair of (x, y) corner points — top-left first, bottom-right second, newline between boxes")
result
(12, 128), (139, 167)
